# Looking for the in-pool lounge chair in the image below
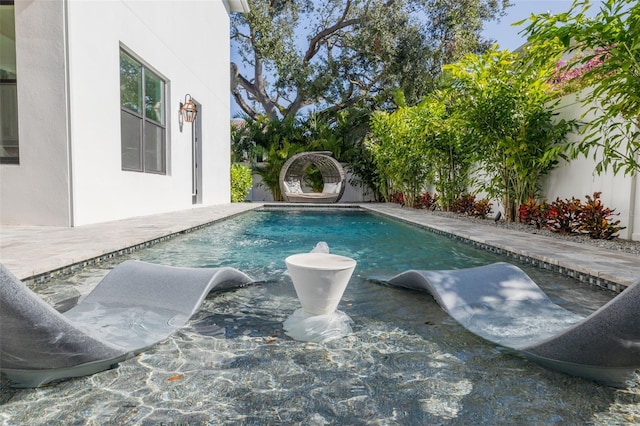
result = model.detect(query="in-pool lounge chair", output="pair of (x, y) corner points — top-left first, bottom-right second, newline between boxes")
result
(385, 262), (640, 387)
(0, 260), (253, 387)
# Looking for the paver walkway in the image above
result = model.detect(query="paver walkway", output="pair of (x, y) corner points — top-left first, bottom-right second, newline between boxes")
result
(1, 202), (638, 290)
(362, 204), (640, 290)
(0, 203), (263, 280)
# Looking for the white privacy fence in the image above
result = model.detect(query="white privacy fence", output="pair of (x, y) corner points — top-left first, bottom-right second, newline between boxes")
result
(541, 92), (639, 241)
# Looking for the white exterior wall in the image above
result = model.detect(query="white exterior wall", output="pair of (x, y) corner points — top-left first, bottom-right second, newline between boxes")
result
(1, 1), (72, 226)
(1, 0), (234, 226)
(542, 92), (640, 241)
(67, 0), (232, 225)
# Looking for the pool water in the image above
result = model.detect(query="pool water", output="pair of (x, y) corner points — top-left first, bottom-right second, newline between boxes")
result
(1, 209), (638, 424)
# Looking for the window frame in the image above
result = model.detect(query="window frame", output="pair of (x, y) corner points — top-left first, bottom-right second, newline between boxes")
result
(119, 47), (168, 174)
(1, 0), (19, 165)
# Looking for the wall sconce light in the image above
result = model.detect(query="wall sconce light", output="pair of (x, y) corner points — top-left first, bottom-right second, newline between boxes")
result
(179, 94), (197, 132)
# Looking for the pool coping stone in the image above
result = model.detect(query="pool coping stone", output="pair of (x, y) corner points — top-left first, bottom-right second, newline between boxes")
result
(1, 202), (638, 292)
(361, 203), (639, 292)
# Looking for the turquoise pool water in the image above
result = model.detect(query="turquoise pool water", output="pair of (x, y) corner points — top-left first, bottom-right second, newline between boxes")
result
(135, 209), (506, 276)
(1, 209), (637, 424)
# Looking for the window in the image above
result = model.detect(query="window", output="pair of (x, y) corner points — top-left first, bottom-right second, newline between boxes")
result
(120, 49), (166, 173)
(1, 1), (19, 165)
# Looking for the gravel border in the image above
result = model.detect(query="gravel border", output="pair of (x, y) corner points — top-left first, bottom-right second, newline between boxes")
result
(425, 210), (640, 256)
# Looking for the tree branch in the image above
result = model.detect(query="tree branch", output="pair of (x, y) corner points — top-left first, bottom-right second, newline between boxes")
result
(303, 0), (359, 63)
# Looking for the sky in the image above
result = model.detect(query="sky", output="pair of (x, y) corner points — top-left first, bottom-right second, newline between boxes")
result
(482, 0), (604, 50)
(231, 1), (606, 116)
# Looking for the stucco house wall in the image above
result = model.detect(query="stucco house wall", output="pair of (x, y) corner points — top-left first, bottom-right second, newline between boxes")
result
(1, 0), (72, 226)
(1, 0), (246, 227)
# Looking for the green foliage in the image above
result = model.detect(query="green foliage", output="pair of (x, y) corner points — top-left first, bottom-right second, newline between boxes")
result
(230, 164), (253, 202)
(444, 47), (577, 221)
(522, 0), (640, 175)
(257, 140), (304, 201)
(303, 164), (324, 193)
(232, 112), (362, 200)
(367, 104), (435, 207)
(231, 121), (265, 165)
(425, 90), (473, 211)
(234, 116), (307, 201)
(231, 0), (510, 121)
(231, 0), (510, 200)
(338, 107), (385, 201)
(366, 91), (472, 208)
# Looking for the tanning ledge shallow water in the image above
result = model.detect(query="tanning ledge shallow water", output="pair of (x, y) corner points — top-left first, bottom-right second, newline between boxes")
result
(1, 210), (638, 424)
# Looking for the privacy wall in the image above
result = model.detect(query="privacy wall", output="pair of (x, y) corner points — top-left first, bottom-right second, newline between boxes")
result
(542, 92), (640, 241)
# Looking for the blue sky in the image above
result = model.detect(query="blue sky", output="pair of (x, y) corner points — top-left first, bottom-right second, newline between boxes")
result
(483, 0), (604, 50)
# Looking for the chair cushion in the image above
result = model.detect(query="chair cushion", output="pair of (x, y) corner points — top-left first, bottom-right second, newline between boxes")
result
(285, 180), (303, 193)
(323, 182), (341, 194)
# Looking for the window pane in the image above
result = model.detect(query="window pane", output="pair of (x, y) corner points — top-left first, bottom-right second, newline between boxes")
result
(119, 48), (167, 175)
(144, 70), (164, 124)
(121, 110), (142, 171)
(144, 121), (165, 173)
(1, 4), (19, 165)
(120, 51), (142, 114)
(0, 5), (16, 80)
(0, 83), (19, 164)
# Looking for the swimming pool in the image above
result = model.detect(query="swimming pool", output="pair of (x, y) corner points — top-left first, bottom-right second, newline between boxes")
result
(1, 209), (637, 424)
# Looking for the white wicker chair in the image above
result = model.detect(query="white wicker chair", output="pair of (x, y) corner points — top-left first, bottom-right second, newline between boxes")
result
(279, 151), (346, 203)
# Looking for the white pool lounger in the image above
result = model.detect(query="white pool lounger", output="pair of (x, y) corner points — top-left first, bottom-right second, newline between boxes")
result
(0, 261), (253, 388)
(386, 262), (640, 388)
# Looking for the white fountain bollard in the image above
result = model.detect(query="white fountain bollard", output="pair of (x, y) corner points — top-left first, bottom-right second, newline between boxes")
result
(283, 252), (357, 342)
(285, 253), (356, 315)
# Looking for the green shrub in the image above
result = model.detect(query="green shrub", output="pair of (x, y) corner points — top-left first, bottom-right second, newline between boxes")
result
(230, 164), (253, 202)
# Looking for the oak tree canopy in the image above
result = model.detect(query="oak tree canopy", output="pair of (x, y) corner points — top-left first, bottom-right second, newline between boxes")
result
(231, 0), (511, 120)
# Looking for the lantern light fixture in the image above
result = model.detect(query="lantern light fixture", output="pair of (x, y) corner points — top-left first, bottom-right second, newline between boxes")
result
(179, 94), (197, 132)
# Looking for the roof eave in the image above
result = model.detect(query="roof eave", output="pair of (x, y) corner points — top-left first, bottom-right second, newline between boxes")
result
(222, 0), (250, 14)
